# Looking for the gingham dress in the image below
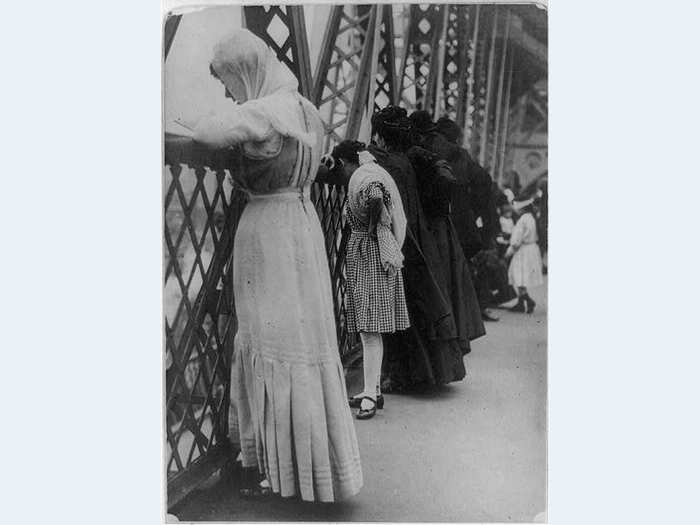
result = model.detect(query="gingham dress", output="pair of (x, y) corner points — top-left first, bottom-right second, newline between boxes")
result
(345, 182), (410, 333)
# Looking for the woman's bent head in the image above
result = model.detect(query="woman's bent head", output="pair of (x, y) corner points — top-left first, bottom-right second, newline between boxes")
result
(209, 29), (298, 103)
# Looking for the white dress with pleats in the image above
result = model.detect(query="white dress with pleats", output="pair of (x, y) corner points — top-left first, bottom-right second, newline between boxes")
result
(195, 95), (362, 502)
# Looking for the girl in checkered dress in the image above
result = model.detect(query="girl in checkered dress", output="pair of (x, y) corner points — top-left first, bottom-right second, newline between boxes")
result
(328, 140), (410, 419)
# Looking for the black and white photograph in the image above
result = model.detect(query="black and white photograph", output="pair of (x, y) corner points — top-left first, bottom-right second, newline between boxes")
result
(163, 2), (547, 522)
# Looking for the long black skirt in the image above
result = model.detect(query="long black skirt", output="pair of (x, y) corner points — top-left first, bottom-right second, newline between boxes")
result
(382, 227), (467, 391)
(427, 215), (485, 349)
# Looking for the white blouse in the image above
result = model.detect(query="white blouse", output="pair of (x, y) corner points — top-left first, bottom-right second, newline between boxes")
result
(510, 212), (538, 248)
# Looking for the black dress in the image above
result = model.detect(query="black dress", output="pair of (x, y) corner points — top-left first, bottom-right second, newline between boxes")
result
(368, 145), (467, 390)
(414, 132), (498, 258)
(407, 146), (485, 350)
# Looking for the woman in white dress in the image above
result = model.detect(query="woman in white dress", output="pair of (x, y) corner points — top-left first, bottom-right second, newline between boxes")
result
(506, 197), (544, 313)
(191, 30), (362, 502)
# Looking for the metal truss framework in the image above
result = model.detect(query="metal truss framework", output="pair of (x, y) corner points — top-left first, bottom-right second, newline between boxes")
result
(398, 4), (444, 113)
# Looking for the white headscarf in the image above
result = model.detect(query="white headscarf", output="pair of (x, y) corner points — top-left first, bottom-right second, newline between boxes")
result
(208, 29), (316, 146)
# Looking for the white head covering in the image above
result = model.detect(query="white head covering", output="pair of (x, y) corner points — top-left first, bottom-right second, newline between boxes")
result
(209, 30), (316, 146)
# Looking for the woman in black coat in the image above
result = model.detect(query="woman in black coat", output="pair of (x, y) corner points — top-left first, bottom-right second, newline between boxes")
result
(369, 107), (468, 392)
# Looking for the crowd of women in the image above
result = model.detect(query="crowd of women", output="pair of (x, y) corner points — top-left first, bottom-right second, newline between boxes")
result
(186, 30), (545, 503)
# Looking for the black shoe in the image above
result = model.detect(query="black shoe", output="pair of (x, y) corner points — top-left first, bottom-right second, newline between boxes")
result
(349, 394), (384, 409)
(525, 295), (536, 314)
(509, 299), (526, 312)
(239, 468), (272, 498)
(355, 397), (378, 420)
(482, 309), (499, 322)
(239, 485), (272, 498)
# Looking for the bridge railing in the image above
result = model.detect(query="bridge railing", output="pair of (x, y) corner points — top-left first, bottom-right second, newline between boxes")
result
(164, 133), (245, 506)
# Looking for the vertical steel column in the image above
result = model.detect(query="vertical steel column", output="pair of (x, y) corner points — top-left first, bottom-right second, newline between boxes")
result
(346, 5), (379, 139)
(373, 4), (399, 110)
(387, 5), (401, 105)
(164, 14), (182, 60)
(491, 9), (511, 176)
(454, 6), (472, 129)
(497, 58), (514, 186)
(288, 6), (314, 98)
(357, 5), (384, 140)
(311, 6), (345, 104)
(433, 5), (451, 118)
(396, 5), (411, 108)
(479, 6), (500, 168)
(462, 5), (481, 149)
(423, 5), (446, 115)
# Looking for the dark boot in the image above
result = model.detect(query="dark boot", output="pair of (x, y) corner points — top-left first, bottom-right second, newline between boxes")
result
(239, 467), (271, 498)
(524, 294), (536, 314)
(509, 297), (526, 312)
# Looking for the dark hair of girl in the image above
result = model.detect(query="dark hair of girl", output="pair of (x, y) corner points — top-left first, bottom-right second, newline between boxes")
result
(331, 140), (366, 165)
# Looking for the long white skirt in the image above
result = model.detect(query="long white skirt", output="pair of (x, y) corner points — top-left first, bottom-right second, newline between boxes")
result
(228, 189), (362, 502)
(508, 243), (544, 289)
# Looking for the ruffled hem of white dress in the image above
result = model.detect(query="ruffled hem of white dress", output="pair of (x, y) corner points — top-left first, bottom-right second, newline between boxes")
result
(508, 244), (544, 288)
(229, 342), (363, 502)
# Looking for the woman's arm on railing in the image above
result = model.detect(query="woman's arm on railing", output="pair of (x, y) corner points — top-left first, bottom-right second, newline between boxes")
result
(164, 132), (241, 170)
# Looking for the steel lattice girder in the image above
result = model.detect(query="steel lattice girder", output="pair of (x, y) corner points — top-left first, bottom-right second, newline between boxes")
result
(441, 5), (473, 123)
(398, 4), (445, 113)
(373, 4), (399, 111)
(311, 5), (377, 147)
